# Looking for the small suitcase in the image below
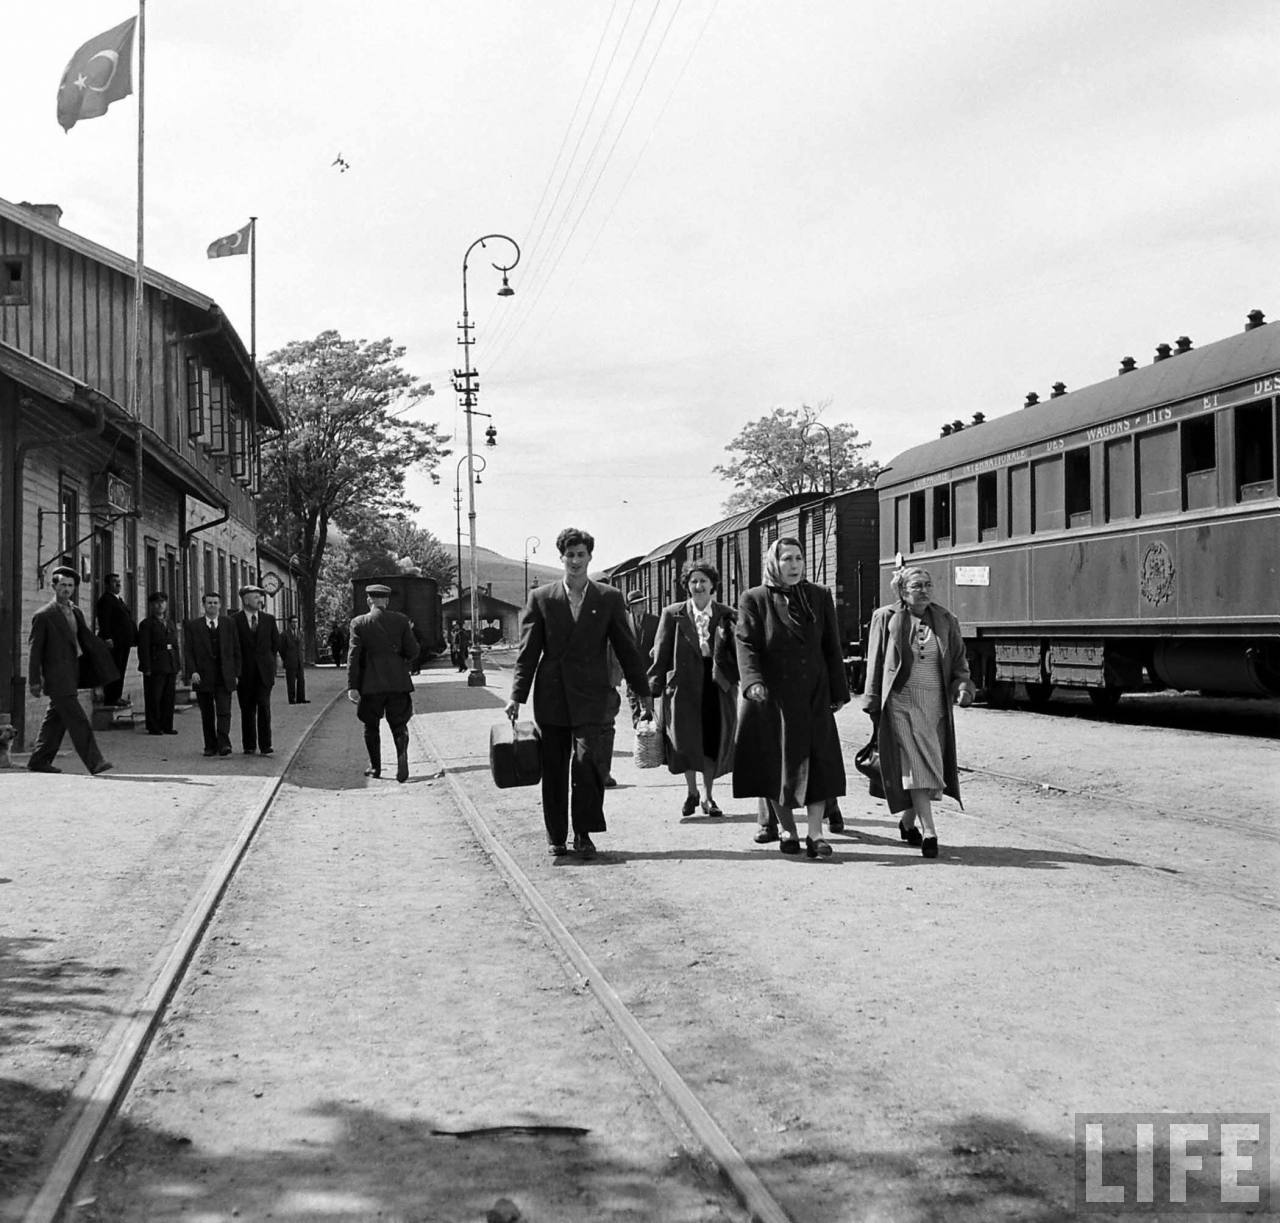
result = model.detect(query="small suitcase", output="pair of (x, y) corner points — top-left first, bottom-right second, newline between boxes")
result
(489, 720), (542, 788)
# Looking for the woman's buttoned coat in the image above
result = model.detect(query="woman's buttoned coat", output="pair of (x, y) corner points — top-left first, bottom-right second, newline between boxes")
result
(859, 600), (974, 814)
(646, 600), (738, 776)
(731, 581), (849, 808)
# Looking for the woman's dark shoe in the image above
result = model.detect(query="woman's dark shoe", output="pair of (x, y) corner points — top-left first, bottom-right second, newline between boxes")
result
(681, 793), (699, 817)
(921, 836), (939, 859)
(898, 819), (923, 847)
(805, 836), (833, 859)
(779, 836), (801, 855)
(702, 799), (723, 817)
(754, 826), (779, 844)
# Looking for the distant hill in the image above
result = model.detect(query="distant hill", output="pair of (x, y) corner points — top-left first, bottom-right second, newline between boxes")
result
(444, 544), (563, 608)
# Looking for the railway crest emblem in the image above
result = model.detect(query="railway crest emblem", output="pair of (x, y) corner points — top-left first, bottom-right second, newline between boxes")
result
(1140, 541), (1175, 606)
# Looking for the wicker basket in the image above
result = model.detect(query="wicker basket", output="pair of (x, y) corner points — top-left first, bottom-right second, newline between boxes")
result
(633, 718), (664, 769)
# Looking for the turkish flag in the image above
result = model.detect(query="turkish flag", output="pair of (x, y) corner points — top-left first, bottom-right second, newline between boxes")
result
(207, 223), (252, 259)
(56, 17), (136, 132)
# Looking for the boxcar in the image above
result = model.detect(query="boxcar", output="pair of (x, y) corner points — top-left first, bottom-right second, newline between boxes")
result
(350, 574), (444, 665)
(874, 314), (1280, 704)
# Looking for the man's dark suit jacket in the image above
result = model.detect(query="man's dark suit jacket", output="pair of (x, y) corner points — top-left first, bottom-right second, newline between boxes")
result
(137, 615), (179, 674)
(28, 601), (120, 697)
(182, 615), (241, 692)
(232, 610), (280, 688)
(347, 608), (418, 694)
(511, 581), (649, 727)
(629, 609), (660, 663)
(95, 591), (136, 649)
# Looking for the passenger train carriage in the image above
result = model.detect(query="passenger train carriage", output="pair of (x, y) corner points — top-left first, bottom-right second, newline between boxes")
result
(875, 314), (1280, 705)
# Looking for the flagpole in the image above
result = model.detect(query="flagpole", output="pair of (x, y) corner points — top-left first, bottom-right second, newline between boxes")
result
(249, 215), (258, 499)
(131, 0), (146, 514)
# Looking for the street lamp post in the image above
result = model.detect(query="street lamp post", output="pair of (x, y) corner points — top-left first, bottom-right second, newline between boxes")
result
(523, 535), (540, 602)
(455, 234), (520, 688)
(806, 421), (836, 494)
(454, 454), (486, 642)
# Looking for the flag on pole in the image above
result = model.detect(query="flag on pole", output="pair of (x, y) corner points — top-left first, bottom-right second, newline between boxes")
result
(207, 223), (252, 259)
(56, 17), (137, 132)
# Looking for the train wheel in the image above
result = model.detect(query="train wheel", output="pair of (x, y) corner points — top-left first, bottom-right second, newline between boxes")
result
(1088, 686), (1123, 711)
(1024, 682), (1053, 708)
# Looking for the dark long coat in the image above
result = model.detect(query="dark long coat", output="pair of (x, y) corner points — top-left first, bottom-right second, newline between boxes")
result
(646, 600), (738, 777)
(859, 600), (974, 815)
(137, 614), (179, 675)
(731, 581), (849, 808)
(347, 608), (418, 695)
(232, 609), (281, 689)
(28, 601), (120, 696)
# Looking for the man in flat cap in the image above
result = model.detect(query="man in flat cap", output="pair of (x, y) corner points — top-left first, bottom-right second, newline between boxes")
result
(624, 589), (659, 726)
(183, 591), (241, 756)
(232, 584), (280, 755)
(26, 565), (117, 775)
(347, 584), (419, 782)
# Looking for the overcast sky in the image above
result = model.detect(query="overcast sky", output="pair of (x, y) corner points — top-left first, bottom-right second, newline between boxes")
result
(7, 0), (1279, 570)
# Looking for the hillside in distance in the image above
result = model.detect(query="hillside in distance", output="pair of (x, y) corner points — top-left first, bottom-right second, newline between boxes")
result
(443, 544), (564, 608)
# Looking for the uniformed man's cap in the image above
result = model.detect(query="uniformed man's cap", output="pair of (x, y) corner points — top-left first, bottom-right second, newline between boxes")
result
(626, 590), (647, 604)
(50, 565), (79, 583)
(238, 584), (264, 596)
(147, 590), (168, 604)
(367, 584), (392, 596)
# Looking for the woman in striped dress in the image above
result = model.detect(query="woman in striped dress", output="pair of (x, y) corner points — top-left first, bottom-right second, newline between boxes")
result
(860, 566), (975, 857)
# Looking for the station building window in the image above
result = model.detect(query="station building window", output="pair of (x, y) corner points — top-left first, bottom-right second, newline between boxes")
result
(1, 255), (30, 305)
(953, 477), (977, 545)
(1137, 425), (1179, 516)
(1105, 436), (1134, 521)
(932, 484), (952, 547)
(1031, 455), (1063, 533)
(1235, 400), (1277, 501)
(1065, 448), (1091, 527)
(978, 472), (998, 540)
(1181, 414), (1218, 509)
(58, 477), (80, 565)
(1008, 464), (1031, 537)
(202, 545), (215, 599)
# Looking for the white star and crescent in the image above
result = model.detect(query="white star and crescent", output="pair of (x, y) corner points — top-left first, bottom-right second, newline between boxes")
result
(85, 50), (120, 92)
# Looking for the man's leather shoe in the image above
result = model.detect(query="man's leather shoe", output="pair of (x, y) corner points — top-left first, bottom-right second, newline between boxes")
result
(363, 767), (381, 778)
(165, 729), (179, 735)
(826, 810), (845, 833)
(90, 761), (114, 776)
(573, 835), (597, 860)
(27, 762), (61, 774)
(396, 752), (409, 784)
(548, 843), (568, 857)
(218, 748), (232, 756)
(203, 749), (216, 757)
(260, 747), (273, 756)
(754, 826), (779, 844)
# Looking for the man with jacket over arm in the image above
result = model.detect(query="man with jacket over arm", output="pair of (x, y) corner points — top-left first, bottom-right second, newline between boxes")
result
(347, 584), (419, 783)
(95, 572), (136, 708)
(232, 584), (281, 755)
(183, 591), (241, 757)
(136, 590), (180, 734)
(504, 527), (651, 860)
(279, 615), (309, 704)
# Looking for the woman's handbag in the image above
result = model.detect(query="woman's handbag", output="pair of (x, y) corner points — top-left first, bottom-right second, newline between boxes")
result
(633, 716), (664, 769)
(489, 720), (542, 788)
(854, 729), (885, 800)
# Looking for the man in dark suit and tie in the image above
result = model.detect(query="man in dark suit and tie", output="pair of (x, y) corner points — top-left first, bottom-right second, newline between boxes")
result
(94, 572), (136, 708)
(183, 591), (241, 757)
(27, 565), (117, 775)
(136, 590), (180, 734)
(624, 589), (660, 726)
(232, 584), (281, 755)
(505, 527), (651, 859)
(346, 583), (419, 782)
(279, 615), (309, 704)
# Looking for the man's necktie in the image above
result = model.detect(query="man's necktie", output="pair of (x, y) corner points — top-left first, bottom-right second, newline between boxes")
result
(250, 614), (257, 631)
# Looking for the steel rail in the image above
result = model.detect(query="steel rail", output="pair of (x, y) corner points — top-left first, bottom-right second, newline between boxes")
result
(18, 691), (346, 1223)
(416, 719), (794, 1223)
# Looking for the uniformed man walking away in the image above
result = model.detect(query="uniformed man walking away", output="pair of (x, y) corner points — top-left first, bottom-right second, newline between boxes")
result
(347, 583), (419, 783)
(26, 565), (117, 775)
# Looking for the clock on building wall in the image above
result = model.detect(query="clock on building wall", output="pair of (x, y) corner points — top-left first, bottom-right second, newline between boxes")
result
(260, 571), (282, 596)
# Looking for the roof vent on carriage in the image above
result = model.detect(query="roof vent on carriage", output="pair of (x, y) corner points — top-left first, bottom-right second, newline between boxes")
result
(1153, 343), (1173, 362)
(1024, 391), (1040, 408)
(971, 412), (985, 425)
(1118, 356), (1137, 374)
(19, 202), (62, 226)
(1050, 381), (1067, 398)
(1245, 309), (1266, 331)
(940, 423), (953, 436)
(1175, 336), (1193, 354)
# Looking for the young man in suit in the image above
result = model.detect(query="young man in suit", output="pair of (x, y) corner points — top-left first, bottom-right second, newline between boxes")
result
(232, 584), (281, 755)
(505, 527), (651, 859)
(183, 591), (242, 757)
(279, 615), (309, 704)
(346, 583), (419, 782)
(95, 572), (136, 708)
(136, 590), (180, 735)
(26, 565), (116, 775)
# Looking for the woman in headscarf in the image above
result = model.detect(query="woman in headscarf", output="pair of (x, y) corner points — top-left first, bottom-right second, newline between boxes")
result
(860, 565), (974, 858)
(732, 537), (848, 857)
(647, 560), (739, 817)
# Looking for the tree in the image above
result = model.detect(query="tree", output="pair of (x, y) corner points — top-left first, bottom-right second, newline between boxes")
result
(343, 509), (456, 586)
(257, 331), (447, 658)
(713, 403), (880, 514)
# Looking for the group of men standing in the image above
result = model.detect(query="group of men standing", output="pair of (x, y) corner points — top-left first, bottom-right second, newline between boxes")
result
(25, 571), (310, 774)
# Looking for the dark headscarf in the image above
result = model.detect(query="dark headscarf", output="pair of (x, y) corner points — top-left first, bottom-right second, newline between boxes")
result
(763, 538), (815, 633)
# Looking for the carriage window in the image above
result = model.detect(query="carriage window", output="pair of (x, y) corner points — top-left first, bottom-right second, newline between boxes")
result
(978, 472), (998, 539)
(1181, 414), (1217, 510)
(1105, 436), (1134, 521)
(932, 484), (952, 547)
(1235, 400), (1276, 501)
(1137, 425), (1179, 516)
(1031, 455), (1064, 532)
(1065, 448), (1091, 527)
(1008, 464), (1031, 537)
(953, 477), (978, 545)
(909, 490), (926, 551)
